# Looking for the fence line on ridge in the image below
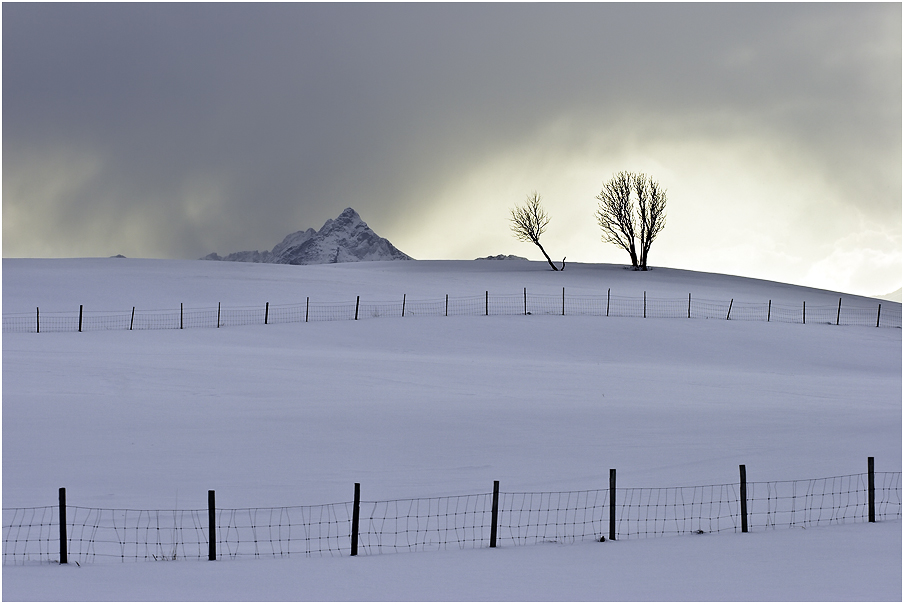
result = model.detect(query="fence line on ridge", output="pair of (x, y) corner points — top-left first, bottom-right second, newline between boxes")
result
(3, 466), (900, 565)
(4, 290), (901, 333)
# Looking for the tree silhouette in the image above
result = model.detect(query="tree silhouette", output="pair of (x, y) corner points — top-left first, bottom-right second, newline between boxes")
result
(510, 192), (560, 271)
(595, 171), (638, 269)
(596, 172), (667, 270)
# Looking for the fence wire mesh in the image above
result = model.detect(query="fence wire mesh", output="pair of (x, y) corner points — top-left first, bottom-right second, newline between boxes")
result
(4, 472), (899, 565)
(217, 503), (352, 559)
(67, 507), (209, 562)
(497, 489), (609, 545)
(358, 494), (493, 554)
(617, 484), (742, 538)
(5, 292), (899, 334)
(2, 507), (57, 564)
(749, 472), (902, 529)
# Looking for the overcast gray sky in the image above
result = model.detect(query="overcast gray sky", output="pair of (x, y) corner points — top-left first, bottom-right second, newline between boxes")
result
(3, 3), (901, 296)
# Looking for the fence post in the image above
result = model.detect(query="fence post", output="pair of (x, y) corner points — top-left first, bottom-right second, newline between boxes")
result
(208, 490), (216, 561)
(265, 302), (269, 325)
(643, 291), (646, 318)
(217, 303), (221, 328)
(802, 301), (806, 325)
(876, 304), (881, 328)
(130, 306), (135, 331)
(351, 483), (361, 556)
(524, 288), (527, 316)
(606, 288), (610, 317)
(562, 287), (565, 316)
(59, 487), (68, 564)
(445, 294), (448, 317)
(37, 307), (40, 334)
(688, 293), (691, 319)
(355, 296), (360, 321)
(609, 469), (616, 541)
(78, 305), (83, 333)
(305, 297), (309, 323)
(485, 291), (488, 316)
(726, 299), (733, 320)
(180, 303), (184, 329)
(767, 300), (771, 322)
(868, 457), (875, 522)
(490, 480), (500, 548)
(402, 294), (406, 318)
(836, 298), (842, 326)
(739, 465), (748, 533)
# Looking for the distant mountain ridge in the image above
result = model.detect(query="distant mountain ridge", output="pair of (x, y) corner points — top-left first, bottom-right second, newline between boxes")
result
(876, 288), (902, 303)
(476, 254), (528, 261)
(202, 208), (413, 265)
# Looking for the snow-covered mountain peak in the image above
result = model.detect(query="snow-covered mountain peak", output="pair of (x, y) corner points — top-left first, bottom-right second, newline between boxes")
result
(202, 208), (412, 265)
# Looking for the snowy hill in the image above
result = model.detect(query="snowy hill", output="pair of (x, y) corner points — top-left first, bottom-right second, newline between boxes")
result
(202, 207), (413, 264)
(2, 257), (896, 314)
(1, 258), (901, 601)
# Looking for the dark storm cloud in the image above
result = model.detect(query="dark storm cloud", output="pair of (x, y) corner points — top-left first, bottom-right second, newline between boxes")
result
(3, 3), (900, 282)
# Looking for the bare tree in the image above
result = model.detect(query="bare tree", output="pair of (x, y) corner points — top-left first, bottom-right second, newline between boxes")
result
(510, 192), (560, 271)
(595, 171), (639, 269)
(596, 172), (667, 271)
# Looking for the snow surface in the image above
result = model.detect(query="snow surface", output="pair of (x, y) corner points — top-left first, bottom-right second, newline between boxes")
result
(2, 258), (901, 601)
(3, 522), (900, 601)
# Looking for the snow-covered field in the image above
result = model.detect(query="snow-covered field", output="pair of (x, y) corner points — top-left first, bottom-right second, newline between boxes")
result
(2, 258), (902, 601)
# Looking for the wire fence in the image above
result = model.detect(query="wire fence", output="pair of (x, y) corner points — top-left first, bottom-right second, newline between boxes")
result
(3, 291), (901, 334)
(4, 470), (900, 565)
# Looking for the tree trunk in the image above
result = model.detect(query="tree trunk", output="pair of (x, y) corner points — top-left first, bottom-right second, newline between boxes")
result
(628, 242), (639, 270)
(535, 241), (560, 271)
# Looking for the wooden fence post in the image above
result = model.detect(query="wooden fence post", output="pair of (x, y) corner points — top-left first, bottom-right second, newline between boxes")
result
(445, 294), (448, 317)
(767, 300), (771, 322)
(876, 304), (881, 328)
(305, 297), (309, 323)
(606, 288), (610, 317)
(490, 480), (500, 548)
(802, 301), (806, 325)
(217, 303), (221, 328)
(180, 303), (184, 329)
(36, 307), (40, 334)
(523, 288), (527, 316)
(609, 469), (616, 541)
(130, 306), (135, 331)
(726, 299), (733, 320)
(351, 483), (361, 556)
(265, 302), (269, 325)
(688, 293), (691, 319)
(836, 298), (842, 326)
(208, 490), (216, 561)
(402, 294), (406, 318)
(562, 287), (565, 316)
(868, 457), (875, 522)
(739, 465), (748, 533)
(78, 305), (83, 333)
(643, 291), (647, 318)
(59, 487), (68, 564)
(485, 291), (488, 316)
(355, 296), (360, 321)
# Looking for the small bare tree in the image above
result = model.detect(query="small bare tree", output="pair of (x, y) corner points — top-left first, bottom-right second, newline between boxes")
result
(596, 172), (667, 271)
(510, 192), (560, 271)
